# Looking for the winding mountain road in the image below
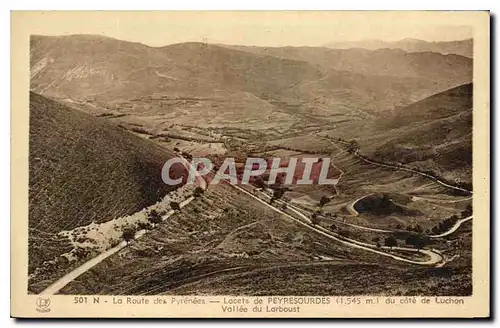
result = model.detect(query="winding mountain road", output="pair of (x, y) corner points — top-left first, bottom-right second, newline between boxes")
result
(429, 216), (473, 238)
(412, 195), (473, 204)
(40, 148), (469, 295)
(231, 185), (443, 266)
(346, 193), (374, 216)
(344, 192), (473, 238)
(40, 196), (195, 295)
(319, 136), (472, 195)
(354, 152), (472, 194)
(263, 191), (393, 233)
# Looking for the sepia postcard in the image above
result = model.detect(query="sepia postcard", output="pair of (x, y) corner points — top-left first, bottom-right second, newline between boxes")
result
(11, 11), (490, 318)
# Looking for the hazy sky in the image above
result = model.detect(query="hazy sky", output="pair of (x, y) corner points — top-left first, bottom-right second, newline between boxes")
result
(21, 11), (474, 47)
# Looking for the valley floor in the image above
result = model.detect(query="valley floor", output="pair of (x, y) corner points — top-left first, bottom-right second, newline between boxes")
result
(36, 145), (472, 296)
(29, 98), (473, 296)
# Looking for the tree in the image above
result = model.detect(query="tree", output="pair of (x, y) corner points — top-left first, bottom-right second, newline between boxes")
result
(372, 236), (380, 243)
(414, 224), (423, 234)
(147, 209), (163, 227)
(193, 187), (204, 197)
(406, 234), (428, 251)
(406, 234), (417, 246)
(270, 188), (285, 205)
(414, 236), (428, 251)
(347, 140), (360, 154)
(273, 188), (285, 199)
(330, 224), (337, 231)
(461, 204), (473, 218)
(170, 201), (181, 211)
(338, 230), (350, 238)
(384, 236), (398, 249)
(137, 222), (153, 231)
(74, 247), (90, 260)
(253, 176), (266, 189)
(395, 224), (402, 230)
(319, 196), (330, 208)
(311, 213), (321, 226)
(122, 228), (135, 244)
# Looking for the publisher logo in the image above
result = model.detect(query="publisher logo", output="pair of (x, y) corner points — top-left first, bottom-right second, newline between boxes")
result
(36, 297), (51, 313)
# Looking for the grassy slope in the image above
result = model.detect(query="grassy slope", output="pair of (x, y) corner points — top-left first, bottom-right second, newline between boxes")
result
(60, 182), (471, 296)
(381, 83), (472, 128)
(363, 84), (472, 185)
(169, 264), (471, 296)
(59, 183), (404, 295)
(29, 92), (186, 272)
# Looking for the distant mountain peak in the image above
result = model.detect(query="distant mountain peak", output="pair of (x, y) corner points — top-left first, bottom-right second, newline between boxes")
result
(400, 37), (423, 42)
(324, 37), (472, 58)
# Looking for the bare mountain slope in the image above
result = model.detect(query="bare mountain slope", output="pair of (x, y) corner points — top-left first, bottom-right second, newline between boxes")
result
(362, 83), (473, 186)
(223, 45), (472, 81)
(381, 83), (473, 128)
(223, 44), (472, 112)
(29, 92), (185, 272)
(30, 35), (323, 102)
(31, 35), (472, 125)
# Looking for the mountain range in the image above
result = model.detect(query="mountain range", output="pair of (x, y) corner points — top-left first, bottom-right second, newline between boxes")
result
(323, 38), (473, 58)
(30, 35), (472, 123)
(27, 34), (474, 296)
